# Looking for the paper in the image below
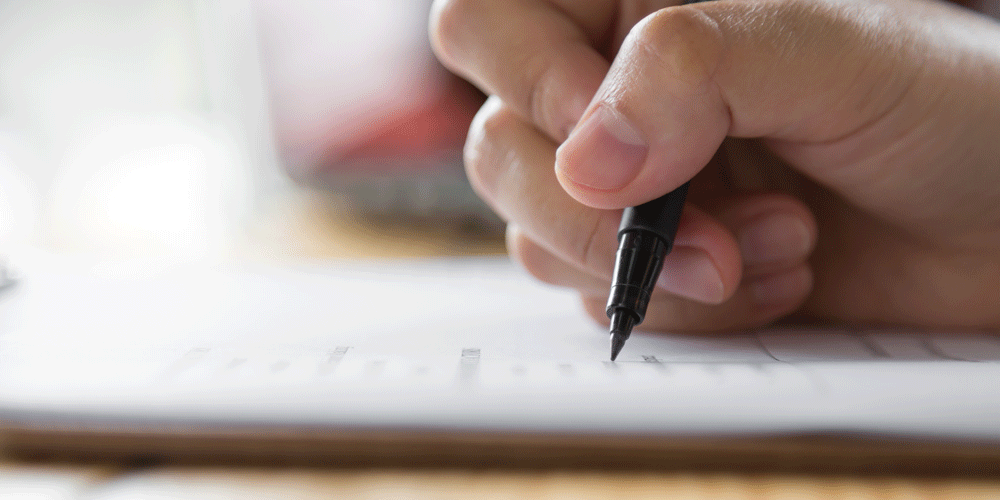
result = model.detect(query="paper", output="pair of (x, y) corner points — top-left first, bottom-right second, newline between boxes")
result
(1, 253), (1000, 442)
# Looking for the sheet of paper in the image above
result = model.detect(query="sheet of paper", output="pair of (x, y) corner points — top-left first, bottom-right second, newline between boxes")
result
(1, 252), (999, 441)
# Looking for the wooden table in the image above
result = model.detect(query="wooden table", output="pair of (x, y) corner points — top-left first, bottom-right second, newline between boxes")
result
(3, 191), (998, 499)
(3, 460), (1000, 499)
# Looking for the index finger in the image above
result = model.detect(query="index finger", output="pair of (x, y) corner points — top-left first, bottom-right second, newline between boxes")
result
(430, 0), (618, 140)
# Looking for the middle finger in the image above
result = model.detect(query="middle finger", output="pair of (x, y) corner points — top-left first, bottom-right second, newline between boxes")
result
(466, 96), (744, 304)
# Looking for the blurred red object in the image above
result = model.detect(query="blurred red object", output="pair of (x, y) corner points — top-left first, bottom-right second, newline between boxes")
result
(256, 1), (493, 227)
(321, 76), (482, 178)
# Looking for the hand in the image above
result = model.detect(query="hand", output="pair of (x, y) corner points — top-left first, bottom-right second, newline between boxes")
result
(430, 0), (1000, 331)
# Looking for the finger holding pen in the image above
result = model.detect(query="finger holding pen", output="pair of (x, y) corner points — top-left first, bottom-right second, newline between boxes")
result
(467, 97), (814, 332)
(436, 0), (821, 330)
(433, 0), (1000, 331)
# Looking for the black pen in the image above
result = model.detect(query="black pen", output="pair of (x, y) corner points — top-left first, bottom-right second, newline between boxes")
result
(606, 181), (689, 361)
(604, 0), (708, 361)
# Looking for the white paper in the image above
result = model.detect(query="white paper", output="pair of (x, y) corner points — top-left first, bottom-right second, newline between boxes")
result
(1, 253), (1000, 441)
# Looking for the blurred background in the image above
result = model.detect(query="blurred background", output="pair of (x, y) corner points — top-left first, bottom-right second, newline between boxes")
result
(0, 0), (500, 264)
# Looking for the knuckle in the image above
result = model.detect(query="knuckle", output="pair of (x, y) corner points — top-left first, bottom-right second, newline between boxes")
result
(507, 228), (560, 286)
(429, 0), (474, 70)
(631, 6), (724, 88)
(521, 55), (557, 133)
(463, 97), (512, 199)
(567, 212), (616, 277)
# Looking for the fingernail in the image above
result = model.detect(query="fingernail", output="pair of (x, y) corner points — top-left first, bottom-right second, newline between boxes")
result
(749, 267), (812, 306)
(556, 105), (647, 191)
(656, 246), (725, 304)
(739, 213), (812, 265)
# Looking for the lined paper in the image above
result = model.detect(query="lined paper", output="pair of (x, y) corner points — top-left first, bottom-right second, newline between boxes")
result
(1, 254), (999, 440)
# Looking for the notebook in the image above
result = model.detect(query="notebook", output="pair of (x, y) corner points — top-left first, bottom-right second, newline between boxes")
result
(2, 251), (1000, 470)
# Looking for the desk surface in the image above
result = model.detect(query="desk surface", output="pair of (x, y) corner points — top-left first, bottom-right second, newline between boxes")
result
(3, 461), (1000, 499)
(3, 192), (1000, 498)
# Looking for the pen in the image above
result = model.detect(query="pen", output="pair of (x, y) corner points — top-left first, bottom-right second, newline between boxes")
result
(606, 181), (689, 361)
(605, 0), (708, 361)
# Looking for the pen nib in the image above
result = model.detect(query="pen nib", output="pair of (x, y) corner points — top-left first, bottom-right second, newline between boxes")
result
(608, 310), (636, 361)
(610, 334), (627, 362)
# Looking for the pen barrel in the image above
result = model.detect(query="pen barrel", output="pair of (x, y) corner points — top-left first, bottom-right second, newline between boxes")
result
(607, 182), (689, 325)
(606, 230), (669, 324)
(617, 182), (688, 250)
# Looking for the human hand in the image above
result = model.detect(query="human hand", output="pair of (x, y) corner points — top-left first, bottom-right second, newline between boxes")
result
(430, 0), (1000, 331)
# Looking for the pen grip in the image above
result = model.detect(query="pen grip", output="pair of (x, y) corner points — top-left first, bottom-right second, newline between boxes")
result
(617, 181), (689, 253)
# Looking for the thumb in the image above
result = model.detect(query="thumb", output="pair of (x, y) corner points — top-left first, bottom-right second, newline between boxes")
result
(553, 0), (925, 210)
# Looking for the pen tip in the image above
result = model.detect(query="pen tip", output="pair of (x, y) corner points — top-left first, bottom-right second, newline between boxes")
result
(608, 310), (636, 362)
(610, 334), (626, 361)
